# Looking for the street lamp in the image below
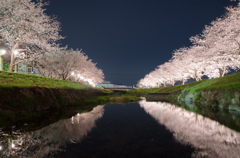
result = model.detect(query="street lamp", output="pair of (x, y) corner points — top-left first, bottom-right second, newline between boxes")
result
(0, 49), (6, 71)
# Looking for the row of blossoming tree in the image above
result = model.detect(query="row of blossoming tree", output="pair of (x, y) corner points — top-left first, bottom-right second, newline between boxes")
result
(0, 0), (104, 86)
(138, 1), (240, 88)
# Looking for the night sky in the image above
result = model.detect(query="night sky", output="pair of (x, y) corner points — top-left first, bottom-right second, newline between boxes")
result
(46, 0), (237, 86)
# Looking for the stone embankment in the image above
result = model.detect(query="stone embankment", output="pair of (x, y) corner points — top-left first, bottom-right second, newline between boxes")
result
(191, 90), (240, 111)
(0, 87), (104, 114)
(146, 90), (240, 111)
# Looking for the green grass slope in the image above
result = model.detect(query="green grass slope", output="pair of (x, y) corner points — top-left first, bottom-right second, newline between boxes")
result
(129, 72), (240, 94)
(0, 71), (90, 89)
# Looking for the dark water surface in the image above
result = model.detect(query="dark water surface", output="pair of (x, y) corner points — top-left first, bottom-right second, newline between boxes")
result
(1, 100), (240, 158)
(55, 103), (193, 158)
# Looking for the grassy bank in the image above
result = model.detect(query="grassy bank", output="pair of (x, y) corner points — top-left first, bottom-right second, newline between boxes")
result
(0, 71), (102, 127)
(0, 71), (141, 127)
(129, 73), (240, 109)
(129, 72), (240, 94)
(0, 71), (90, 89)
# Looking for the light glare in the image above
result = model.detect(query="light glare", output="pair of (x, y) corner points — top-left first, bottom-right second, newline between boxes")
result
(1, 50), (6, 55)
(14, 50), (18, 55)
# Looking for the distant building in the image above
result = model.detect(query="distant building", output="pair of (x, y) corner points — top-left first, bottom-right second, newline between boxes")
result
(17, 62), (39, 74)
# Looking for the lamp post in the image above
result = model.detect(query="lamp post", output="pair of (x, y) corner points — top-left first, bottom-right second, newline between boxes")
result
(0, 49), (6, 71)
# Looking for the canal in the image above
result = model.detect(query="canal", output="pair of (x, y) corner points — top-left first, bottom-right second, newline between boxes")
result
(1, 100), (240, 157)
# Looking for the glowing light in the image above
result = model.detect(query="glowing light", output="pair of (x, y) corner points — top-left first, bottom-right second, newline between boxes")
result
(73, 73), (96, 87)
(14, 50), (18, 55)
(1, 50), (6, 55)
(71, 116), (74, 124)
(0, 146), (2, 150)
(12, 143), (15, 148)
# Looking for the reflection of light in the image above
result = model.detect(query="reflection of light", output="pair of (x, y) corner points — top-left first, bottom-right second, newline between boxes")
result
(14, 50), (18, 55)
(0, 146), (2, 150)
(12, 143), (15, 148)
(71, 72), (74, 75)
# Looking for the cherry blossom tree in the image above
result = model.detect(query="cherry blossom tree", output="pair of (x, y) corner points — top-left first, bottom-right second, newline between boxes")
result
(190, 3), (240, 78)
(0, 0), (63, 72)
(150, 68), (168, 87)
(138, 1), (240, 87)
(137, 61), (179, 88)
(137, 74), (155, 88)
(169, 59), (191, 85)
(173, 46), (207, 81)
(157, 62), (178, 86)
(36, 48), (104, 86)
(138, 45), (207, 88)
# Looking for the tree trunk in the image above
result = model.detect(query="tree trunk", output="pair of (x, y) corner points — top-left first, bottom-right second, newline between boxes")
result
(163, 83), (166, 87)
(193, 69), (199, 81)
(8, 50), (15, 72)
(194, 76), (199, 81)
(8, 43), (19, 72)
(219, 67), (226, 77)
(182, 79), (185, 85)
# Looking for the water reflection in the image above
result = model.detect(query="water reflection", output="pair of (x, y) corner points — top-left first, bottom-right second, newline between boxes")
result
(0, 105), (104, 158)
(139, 100), (240, 158)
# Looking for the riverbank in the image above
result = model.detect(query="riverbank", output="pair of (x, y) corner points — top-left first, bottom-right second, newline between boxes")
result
(0, 71), (141, 127)
(128, 72), (240, 111)
(0, 86), (106, 126)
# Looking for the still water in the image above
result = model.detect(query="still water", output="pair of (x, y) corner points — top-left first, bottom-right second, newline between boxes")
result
(1, 100), (240, 158)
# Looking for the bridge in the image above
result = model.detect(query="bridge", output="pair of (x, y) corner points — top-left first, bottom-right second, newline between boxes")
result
(103, 86), (134, 91)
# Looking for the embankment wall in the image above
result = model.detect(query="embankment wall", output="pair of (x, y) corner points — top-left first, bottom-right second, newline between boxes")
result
(0, 87), (104, 114)
(146, 90), (240, 111)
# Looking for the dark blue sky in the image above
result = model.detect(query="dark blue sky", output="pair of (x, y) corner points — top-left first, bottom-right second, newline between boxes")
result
(46, 0), (237, 86)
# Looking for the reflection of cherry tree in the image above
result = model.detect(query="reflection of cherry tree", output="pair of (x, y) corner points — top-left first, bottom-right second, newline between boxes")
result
(0, 106), (104, 158)
(139, 100), (240, 158)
